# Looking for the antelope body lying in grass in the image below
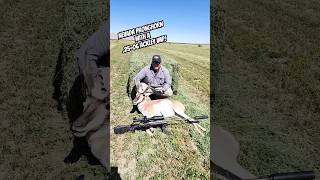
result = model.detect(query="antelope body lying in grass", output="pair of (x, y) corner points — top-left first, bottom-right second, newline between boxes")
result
(133, 82), (206, 136)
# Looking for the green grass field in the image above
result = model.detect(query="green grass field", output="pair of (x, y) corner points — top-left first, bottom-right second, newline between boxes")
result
(110, 40), (210, 179)
(213, 0), (320, 178)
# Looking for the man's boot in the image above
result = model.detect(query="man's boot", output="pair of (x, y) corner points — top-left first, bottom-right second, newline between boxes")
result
(64, 136), (88, 164)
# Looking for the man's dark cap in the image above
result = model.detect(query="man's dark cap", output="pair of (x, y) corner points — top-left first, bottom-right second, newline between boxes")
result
(152, 55), (161, 64)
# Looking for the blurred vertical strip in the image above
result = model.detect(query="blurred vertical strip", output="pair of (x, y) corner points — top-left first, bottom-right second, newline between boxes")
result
(210, 0), (225, 178)
(106, 0), (111, 174)
(58, 0), (110, 176)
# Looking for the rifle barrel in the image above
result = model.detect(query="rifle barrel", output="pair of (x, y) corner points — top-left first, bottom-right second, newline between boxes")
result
(133, 115), (208, 123)
(193, 115), (208, 120)
(247, 171), (315, 180)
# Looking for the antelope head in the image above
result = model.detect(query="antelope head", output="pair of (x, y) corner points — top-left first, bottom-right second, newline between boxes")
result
(133, 83), (152, 105)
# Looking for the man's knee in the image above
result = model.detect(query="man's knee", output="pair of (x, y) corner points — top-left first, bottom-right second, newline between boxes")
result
(163, 88), (173, 97)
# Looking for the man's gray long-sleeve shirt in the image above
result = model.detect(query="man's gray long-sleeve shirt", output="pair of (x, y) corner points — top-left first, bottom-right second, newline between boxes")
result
(133, 65), (172, 91)
(75, 22), (109, 71)
(74, 22), (109, 98)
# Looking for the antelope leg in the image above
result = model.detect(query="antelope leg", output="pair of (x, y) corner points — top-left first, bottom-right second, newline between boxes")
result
(195, 123), (207, 132)
(193, 123), (204, 136)
(146, 129), (154, 136)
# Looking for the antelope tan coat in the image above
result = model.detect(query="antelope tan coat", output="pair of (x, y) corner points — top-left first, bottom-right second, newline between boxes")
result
(134, 82), (206, 135)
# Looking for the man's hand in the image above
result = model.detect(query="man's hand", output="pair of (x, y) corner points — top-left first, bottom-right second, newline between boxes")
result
(154, 87), (164, 94)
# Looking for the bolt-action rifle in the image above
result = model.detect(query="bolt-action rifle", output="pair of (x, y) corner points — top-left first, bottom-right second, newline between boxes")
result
(114, 115), (208, 134)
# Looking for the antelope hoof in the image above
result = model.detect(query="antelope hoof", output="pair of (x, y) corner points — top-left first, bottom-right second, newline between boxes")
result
(146, 129), (154, 136)
(193, 124), (205, 137)
(196, 123), (207, 132)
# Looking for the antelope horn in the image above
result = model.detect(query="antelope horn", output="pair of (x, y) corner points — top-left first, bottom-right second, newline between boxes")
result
(141, 83), (151, 94)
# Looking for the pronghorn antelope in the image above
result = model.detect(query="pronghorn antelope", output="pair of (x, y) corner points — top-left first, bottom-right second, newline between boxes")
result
(132, 82), (207, 136)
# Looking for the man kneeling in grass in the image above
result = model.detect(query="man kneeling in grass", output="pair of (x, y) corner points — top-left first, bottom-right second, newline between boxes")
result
(133, 55), (173, 98)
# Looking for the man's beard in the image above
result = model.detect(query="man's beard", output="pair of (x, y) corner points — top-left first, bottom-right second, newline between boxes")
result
(152, 65), (160, 72)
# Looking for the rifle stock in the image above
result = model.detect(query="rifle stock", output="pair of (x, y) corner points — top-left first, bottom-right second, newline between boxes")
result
(114, 120), (167, 134)
(114, 125), (133, 134)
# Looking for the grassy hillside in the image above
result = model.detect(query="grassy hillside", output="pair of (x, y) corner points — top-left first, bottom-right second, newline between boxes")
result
(213, 0), (320, 178)
(0, 0), (107, 179)
(110, 40), (210, 179)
